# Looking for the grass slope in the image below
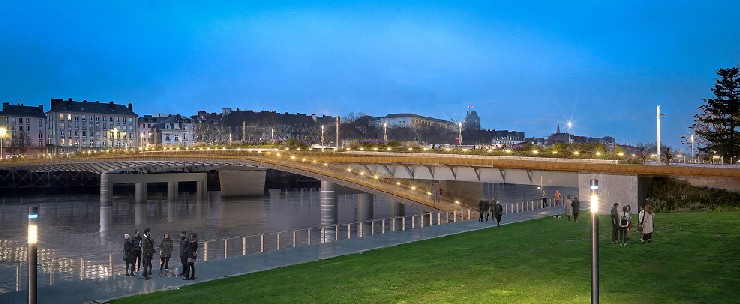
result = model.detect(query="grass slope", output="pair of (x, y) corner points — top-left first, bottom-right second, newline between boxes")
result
(113, 211), (740, 303)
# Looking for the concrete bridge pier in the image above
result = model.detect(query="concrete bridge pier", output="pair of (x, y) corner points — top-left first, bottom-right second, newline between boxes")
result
(167, 201), (176, 223)
(168, 182), (179, 202)
(135, 183), (147, 203)
(197, 180), (207, 202)
(134, 199), (147, 226)
(320, 181), (338, 242)
(355, 193), (374, 235)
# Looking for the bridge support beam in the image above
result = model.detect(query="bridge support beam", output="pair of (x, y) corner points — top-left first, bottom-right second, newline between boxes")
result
(135, 183), (147, 203)
(438, 180), (483, 205)
(356, 193), (373, 235)
(168, 182), (179, 202)
(219, 169), (267, 197)
(320, 181), (338, 242)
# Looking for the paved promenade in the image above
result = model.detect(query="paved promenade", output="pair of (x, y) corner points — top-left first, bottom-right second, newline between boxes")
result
(0, 206), (570, 304)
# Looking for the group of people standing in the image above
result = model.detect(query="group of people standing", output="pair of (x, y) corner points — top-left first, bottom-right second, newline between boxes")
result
(123, 229), (199, 280)
(563, 195), (581, 222)
(478, 198), (504, 227)
(610, 203), (655, 246)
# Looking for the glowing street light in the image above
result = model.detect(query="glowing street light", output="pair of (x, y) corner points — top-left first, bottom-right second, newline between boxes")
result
(383, 122), (388, 141)
(28, 206), (39, 304)
(321, 125), (325, 147)
(567, 121), (573, 144)
(458, 122), (463, 146)
(0, 126), (6, 160)
(589, 179), (600, 304)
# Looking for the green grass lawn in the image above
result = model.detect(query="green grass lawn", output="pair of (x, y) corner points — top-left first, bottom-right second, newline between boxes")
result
(113, 211), (740, 303)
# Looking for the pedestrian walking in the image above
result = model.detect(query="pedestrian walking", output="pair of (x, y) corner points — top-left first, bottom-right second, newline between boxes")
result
(179, 231), (188, 277)
(571, 197), (581, 222)
(619, 206), (630, 246)
(123, 234), (134, 276)
(132, 229), (142, 274)
(610, 203), (620, 244)
(564, 195), (573, 221)
(159, 232), (173, 277)
(478, 198), (487, 222)
(183, 233), (198, 280)
(641, 205), (655, 244)
(541, 189), (547, 207)
(553, 190), (561, 207)
(493, 200), (503, 228)
(485, 199), (491, 222)
(141, 228), (154, 279)
(625, 205), (634, 240)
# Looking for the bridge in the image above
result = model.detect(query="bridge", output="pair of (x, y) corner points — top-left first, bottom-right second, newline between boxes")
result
(1, 148), (738, 214)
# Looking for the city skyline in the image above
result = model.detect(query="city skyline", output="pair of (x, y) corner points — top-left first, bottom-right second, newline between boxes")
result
(1, 1), (738, 148)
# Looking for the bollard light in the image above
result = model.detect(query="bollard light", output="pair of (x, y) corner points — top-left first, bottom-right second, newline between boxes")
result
(28, 206), (39, 304)
(589, 179), (599, 304)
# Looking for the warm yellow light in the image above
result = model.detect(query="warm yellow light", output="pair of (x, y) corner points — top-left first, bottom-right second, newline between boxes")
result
(408, 148), (413, 151)
(359, 147), (364, 151)
(552, 151), (558, 154)
(591, 194), (599, 213)
(28, 224), (38, 244)
(396, 182), (401, 186)
(359, 172), (365, 176)
(596, 152), (602, 156)
(618, 152), (624, 156)
(505, 149), (512, 153)
(323, 163), (328, 166)
(574, 151), (580, 155)
(276, 153), (281, 156)
(532, 150), (539, 154)
(374, 175), (379, 180)
(0, 127), (7, 137)
(290, 155), (296, 160)
(373, 147), (378, 151)
(386, 147), (391, 151)
(410, 186), (416, 190)
(454, 200), (460, 204)
(347, 168), (352, 172)
(426, 192), (432, 195)
(422, 148), (428, 151)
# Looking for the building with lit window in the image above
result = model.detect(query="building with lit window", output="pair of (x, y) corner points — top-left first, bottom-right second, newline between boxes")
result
(46, 98), (138, 152)
(0, 102), (47, 155)
(138, 114), (195, 147)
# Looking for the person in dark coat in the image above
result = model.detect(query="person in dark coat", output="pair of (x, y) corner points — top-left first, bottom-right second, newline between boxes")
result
(493, 200), (503, 228)
(179, 231), (188, 277)
(571, 197), (581, 222)
(123, 234), (134, 276)
(132, 229), (142, 274)
(183, 233), (198, 280)
(610, 203), (620, 244)
(159, 232), (173, 277)
(478, 199), (487, 222)
(141, 228), (155, 279)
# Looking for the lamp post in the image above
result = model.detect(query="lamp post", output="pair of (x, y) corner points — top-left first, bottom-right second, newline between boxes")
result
(321, 125), (325, 147)
(589, 179), (600, 304)
(656, 105), (666, 164)
(458, 122), (463, 146)
(0, 126), (6, 160)
(567, 121), (573, 144)
(335, 116), (340, 150)
(383, 122), (388, 141)
(690, 134), (694, 163)
(271, 128), (274, 142)
(28, 206), (39, 304)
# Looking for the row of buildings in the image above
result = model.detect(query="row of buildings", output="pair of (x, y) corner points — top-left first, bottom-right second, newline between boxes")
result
(1, 98), (534, 155)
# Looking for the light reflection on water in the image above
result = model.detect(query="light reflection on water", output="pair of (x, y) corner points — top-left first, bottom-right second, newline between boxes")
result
(0, 188), (418, 293)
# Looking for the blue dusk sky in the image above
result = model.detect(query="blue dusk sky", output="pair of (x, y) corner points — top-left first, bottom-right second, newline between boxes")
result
(1, 1), (738, 148)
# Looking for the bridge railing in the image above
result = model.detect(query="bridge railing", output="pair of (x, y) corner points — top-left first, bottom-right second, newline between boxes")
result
(0, 210), (472, 293)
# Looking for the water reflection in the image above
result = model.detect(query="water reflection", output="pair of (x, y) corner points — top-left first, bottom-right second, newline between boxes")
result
(0, 187), (419, 293)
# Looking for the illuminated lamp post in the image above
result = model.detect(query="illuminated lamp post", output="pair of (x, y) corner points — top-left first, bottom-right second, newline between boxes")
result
(590, 179), (600, 304)
(321, 125), (325, 147)
(458, 122), (463, 146)
(28, 206), (39, 304)
(383, 122), (388, 141)
(0, 126), (6, 160)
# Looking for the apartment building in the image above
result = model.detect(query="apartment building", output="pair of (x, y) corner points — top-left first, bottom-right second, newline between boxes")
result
(46, 98), (138, 151)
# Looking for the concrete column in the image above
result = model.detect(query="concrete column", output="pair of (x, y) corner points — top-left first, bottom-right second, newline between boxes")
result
(392, 201), (405, 217)
(134, 199), (147, 226)
(168, 181), (179, 202)
(134, 183), (147, 203)
(99, 204), (111, 242)
(320, 181), (338, 242)
(167, 201), (176, 223)
(196, 180), (207, 202)
(99, 173), (111, 207)
(356, 193), (373, 236)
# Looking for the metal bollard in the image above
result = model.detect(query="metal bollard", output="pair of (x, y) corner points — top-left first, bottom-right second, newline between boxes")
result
(392, 218), (396, 231)
(438, 212), (441, 225)
(224, 239), (228, 258)
(204, 241), (209, 261)
(371, 220), (375, 235)
(335, 224), (339, 241)
(277, 232), (280, 250)
(359, 222), (363, 238)
(453, 210), (457, 222)
(308, 228), (311, 246)
(402, 217), (406, 230)
(293, 230), (297, 247)
(412, 215), (415, 229)
(347, 224), (351, 239)
(243, 236), (247, 255)
(467, 209), (471, 220)
(321, 227), (325, 244)
(80, 258), (84, 280)
(260, 234), (264, 253)
(382, 219), (385, 234)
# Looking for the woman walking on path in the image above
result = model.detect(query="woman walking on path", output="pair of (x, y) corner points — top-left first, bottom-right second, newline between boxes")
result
(564, 196), (573, 221)
(159, 233), (173, 277)
(641, 205), (655, 244)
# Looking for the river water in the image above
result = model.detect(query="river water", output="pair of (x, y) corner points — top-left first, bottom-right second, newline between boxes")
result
(0, 182), (575, 293)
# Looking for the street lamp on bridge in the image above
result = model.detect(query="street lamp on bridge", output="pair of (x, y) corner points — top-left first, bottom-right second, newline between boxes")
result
(0, 126), (6, 160)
